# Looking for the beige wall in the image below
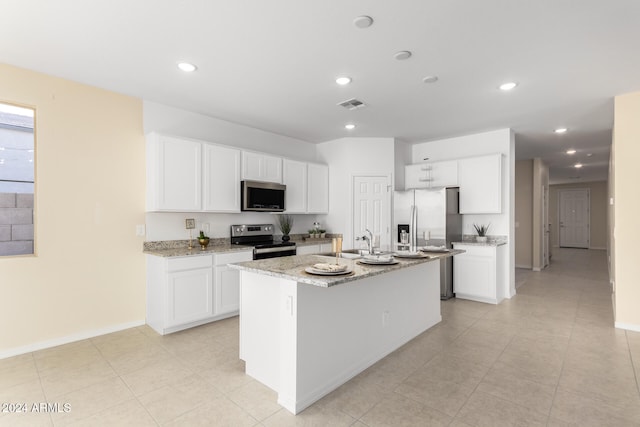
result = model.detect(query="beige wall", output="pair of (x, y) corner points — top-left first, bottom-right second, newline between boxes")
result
(0, 63), (146, 356)
(613, 91), (640, 329)
(532, 158), (549, 270)
(515, 160), (533, 268)
(549, 181), (608, 250)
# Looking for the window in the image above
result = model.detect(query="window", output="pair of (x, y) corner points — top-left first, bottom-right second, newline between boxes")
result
(0, 102), (35, 256)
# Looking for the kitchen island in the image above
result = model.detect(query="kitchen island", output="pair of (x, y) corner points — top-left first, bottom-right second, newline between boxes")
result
(229, 251), (460, 414)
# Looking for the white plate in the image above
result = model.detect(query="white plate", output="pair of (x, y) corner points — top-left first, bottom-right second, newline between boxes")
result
(394, 252), (430, 259)
(421, 246), (449, 253)
(358, 259), (399, 266)
(305, 266), (353, 276)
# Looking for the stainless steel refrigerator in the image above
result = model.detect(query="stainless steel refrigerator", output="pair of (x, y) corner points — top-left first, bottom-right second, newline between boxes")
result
(393, 187), (462, 299)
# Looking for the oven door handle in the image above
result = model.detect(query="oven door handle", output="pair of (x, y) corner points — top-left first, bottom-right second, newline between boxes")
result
(253, 246), (296, 255)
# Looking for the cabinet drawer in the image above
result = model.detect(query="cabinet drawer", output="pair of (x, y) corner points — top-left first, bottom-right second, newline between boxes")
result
(453, 244), (496, 256)
(214, 250), (253, 266)
(167, 255), (213, 272)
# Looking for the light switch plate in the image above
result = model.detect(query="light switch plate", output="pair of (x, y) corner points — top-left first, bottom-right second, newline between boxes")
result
(135, 224), (146, 236)
(185, 218), (195, 229)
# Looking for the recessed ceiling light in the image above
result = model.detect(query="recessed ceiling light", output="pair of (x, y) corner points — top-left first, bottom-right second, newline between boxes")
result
(335, 76), (352, 85)
(554, 127), (568, 134)
(574, 163), (583, 168)
(586, 153), (593, 157)
(566, 149), (576, 155)
(353, 15), (374, 28)
(345, 123), (356, 130)
(423, 76), (439, 84)
(499, 82), (517, 91)
(394, 51), (412, 61)
(177, 62), (197, 72)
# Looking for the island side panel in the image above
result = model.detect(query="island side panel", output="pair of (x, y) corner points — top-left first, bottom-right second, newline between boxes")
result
(239, 271), (296, 392)
(293, 260), (441, 413)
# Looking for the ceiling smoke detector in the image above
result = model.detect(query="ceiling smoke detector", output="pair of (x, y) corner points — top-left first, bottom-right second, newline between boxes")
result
(337, 98), (366, 110)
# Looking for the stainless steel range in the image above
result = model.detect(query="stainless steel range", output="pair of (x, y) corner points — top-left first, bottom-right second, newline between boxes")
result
(230, 224), (296, 260)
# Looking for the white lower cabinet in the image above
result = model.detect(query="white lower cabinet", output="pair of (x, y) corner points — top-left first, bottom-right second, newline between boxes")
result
(147, 250), (252, 335)
(453, 243), (505, 304)
(296, 243), (333, 255)
(214, 251), (253, 315)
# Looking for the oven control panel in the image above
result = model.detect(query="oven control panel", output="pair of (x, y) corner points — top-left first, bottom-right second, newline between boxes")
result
(231, 224), (274, 238)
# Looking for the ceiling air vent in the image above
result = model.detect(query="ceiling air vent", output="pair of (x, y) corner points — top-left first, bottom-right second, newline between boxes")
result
(337, 98), (366, 110)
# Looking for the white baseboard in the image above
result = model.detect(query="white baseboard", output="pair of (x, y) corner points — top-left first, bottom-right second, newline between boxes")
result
(615, 322), (640, 332)
(0, 319), (145, 360)
(515, 264), (532, 269)
(532, 267), (542, 272)
(590, 247), (606, 251)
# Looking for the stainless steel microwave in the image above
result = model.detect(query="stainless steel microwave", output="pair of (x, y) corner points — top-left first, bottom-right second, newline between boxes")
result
(241, 180), (286, 212)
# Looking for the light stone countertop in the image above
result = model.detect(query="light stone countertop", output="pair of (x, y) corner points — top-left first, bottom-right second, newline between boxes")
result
(143, 236), (337, 258)
(228, 251), (462, 288)
(452, 238), (508, 247)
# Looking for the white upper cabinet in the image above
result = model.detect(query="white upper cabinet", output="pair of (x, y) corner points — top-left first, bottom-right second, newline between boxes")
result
(458, 154), (502, 213)
(405, 164), (429, 189)
(147, 133), (241, 213)
(147, 133), (202, 211)
(203, 144), (241, 212)
(283, 159), (308, 213)
(307, 163), (329, 214)
(405, 160), (458, 190)
(283, 160), (328, 214)
(430, 160), (458, 187)
(242, 151), (283, 183)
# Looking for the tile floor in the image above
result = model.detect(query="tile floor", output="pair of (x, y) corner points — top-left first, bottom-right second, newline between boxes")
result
(1, 248), (639, 426)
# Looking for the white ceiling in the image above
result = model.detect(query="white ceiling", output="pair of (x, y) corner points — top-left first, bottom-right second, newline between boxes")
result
(2, 1), (640, 184)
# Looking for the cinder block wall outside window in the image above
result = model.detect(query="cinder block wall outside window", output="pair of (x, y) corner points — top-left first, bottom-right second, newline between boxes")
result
(0, 192), (34, 256)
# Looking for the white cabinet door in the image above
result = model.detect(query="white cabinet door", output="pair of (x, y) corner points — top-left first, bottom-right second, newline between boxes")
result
(283, 159), (307, 213)
(458, 154), (502, 213)
(430, 160), (458, 187)
(242, 151), (283, 183)
(307, 163), (329, 213)
(148, 134), (202, 211)
(453, 244), (497, 304)
(405, 164), (429, 189)
(167, 268), (213, 327)
(213, 251), (252, 315)
(296, 244), (321, 255)
(203, 144), (241, 212)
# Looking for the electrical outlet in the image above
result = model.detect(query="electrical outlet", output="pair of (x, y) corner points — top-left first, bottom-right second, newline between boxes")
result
(203, 223), (210, 233)
(382, 310), (390, 327)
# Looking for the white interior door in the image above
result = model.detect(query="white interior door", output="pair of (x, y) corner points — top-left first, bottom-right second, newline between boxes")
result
(543, 185), (550, 266)
(559, 189), (589, 248)
(353, 176), (390, 250)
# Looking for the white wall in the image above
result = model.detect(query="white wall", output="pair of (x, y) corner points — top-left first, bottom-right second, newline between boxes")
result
(143, 101), (322, 240)
(411, 129), (515, 298)
(316, 137), (396, 249)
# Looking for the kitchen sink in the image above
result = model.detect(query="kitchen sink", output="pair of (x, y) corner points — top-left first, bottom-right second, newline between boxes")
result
(319, 249), (393, 259)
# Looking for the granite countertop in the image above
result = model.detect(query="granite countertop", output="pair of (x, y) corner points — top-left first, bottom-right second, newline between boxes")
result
(143, 235), (338, 257)
(228, 251), (463, 288)
(452, 236), (508, 247)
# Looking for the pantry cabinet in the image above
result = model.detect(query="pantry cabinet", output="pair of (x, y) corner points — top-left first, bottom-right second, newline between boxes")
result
(458, 154), (502, 213)
(242, 151), (283, 183)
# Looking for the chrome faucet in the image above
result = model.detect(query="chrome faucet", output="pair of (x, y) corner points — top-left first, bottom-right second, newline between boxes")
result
(356, 228), (374, 254)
